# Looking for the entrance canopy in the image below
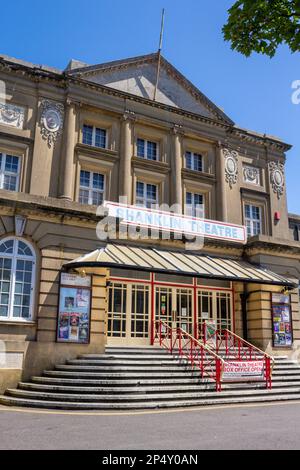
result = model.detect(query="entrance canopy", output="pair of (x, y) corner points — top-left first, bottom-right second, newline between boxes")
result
(64, 244), (296, 287)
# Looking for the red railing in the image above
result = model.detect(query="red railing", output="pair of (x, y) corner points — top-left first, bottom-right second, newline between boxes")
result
(200, 324), (274, 389)
(154, 321), (274, 391)
(154, 321), (225, 391)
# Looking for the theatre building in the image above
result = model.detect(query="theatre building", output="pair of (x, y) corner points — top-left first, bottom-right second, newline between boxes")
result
(0, 52), (300, 408)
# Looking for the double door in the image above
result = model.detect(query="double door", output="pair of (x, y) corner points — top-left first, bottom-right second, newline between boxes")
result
(107, 281), (232, 345)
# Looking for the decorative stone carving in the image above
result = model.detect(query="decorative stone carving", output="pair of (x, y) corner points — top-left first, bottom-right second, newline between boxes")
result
(223, 148), (238, 188)
(40, 100), (64, 148)
(243, 165), (261, 186)
(269, 161), (285, 199)
(0, 103), (25, 129)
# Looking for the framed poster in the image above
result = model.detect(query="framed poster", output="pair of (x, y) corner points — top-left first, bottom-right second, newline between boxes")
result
(271, 293), (293, 348)
(57, 272), (92, 344)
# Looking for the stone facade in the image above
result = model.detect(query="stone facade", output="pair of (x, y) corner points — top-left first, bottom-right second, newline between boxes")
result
(0, 52), (299, 392)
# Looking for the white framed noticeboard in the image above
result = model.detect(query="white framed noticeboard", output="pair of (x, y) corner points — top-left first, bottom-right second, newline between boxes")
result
(56, 272), (92, 344)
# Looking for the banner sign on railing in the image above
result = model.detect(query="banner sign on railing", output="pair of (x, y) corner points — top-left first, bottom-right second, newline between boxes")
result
(222, 361), (265, 381)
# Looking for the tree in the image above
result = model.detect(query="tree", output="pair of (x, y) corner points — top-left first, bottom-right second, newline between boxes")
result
(223, 0), (300, 57)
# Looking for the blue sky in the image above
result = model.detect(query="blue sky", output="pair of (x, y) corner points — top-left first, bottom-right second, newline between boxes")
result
(1, 0), (299, 213)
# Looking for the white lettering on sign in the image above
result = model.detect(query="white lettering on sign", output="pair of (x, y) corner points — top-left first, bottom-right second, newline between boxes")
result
(103, 201), (247, 244)
(222, 361), (265, 381)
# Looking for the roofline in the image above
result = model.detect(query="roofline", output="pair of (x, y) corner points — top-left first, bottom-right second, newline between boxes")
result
(0, 55), (292, 152)
(67, 52), (234, 125)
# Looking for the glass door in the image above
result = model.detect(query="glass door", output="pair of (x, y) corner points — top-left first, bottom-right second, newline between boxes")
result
(107, 282), (151, 345)
(197, 289), (232, 339)
(155, 286), (193, 335)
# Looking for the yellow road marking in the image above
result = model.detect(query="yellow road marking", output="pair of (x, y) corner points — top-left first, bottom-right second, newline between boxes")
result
(1, 400), (300, 417)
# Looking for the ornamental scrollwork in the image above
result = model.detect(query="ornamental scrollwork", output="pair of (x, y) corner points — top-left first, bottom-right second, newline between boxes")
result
(0, 103), (25, 129)
(223, 148), (239, 188)
(40, 100), (64, 148)
(269, 161), (285, 199)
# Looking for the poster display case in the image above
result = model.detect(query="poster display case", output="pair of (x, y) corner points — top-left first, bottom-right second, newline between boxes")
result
(271, 293), (293, 348)
(56, 272), (92, 344)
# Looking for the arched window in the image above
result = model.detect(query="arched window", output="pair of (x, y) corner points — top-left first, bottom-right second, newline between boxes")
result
(0, 238), (36, 321)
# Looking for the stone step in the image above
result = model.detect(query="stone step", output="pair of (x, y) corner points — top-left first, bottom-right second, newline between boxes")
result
(17, 380), (300, 394)
(32, 376), (208, 386)
(2, 392), (300, 410)
(55, 364), (193, 372)
(6, 386), (300, 403)
(66, 358), (299, 370)
(43, 370), (201, 378)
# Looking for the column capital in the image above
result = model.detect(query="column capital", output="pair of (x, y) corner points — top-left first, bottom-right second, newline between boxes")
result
(171, 124), (185, 137)
(121, 110), (136, 123)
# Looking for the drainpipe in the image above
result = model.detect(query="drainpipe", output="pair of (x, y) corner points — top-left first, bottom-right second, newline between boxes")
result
(240, 284), (250, 341)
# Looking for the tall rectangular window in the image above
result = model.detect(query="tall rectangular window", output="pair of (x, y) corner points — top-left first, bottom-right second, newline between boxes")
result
(0, 153), (20, 192)
(82, 124), (107, 149)
(185, 192), (205, 218)
(137, 138), (158, 161)
(136, 181), (158, 208)
(79, 170), (105, 205)
(185, 151), (203, 172)
(245, 204), (262, 237)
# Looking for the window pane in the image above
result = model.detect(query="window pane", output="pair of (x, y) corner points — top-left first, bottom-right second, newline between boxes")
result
(0, 257), (11, 317)
(185, 152), (192, 169)
(95, 128), (106, 148)
(82, 125), (93, 145)
(18, 241), (33, 257)
(92, 191), (103, 206)
(92, 173), (104, 190)
(5, 155), (19, 173)
(137, 139), (145, 158)
(194, 154), (203, 172)
(147, 141), (157, 160)
(80, 170), (90, 188)
(0, 240), (14, 254)
(79, 189), (89, 204)
(136, 182), (144, 198)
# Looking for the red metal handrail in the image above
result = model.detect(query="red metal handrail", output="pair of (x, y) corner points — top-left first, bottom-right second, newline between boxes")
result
(154, 321), (225, 391)
(200, 324), (274, 389)
(154, 321), (274, 391)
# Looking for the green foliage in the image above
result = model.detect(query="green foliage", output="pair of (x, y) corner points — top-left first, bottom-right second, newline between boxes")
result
(223, 0), (300, 57)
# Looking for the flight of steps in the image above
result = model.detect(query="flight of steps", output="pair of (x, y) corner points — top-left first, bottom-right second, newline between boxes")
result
(1, 346), (300, 410)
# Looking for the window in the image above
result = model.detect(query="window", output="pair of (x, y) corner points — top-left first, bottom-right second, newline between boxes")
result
(82, 124), (107, 149)
(0, 238), (35, 321)
(137, 138), (158, 161)
(79, 170), (105, 205)
(185, 192), (205, 218)
(185, 151), (203, 172)
(244, 204), (262, 237)
(136, 181), (158, 208)
(0, 153), (20, 191)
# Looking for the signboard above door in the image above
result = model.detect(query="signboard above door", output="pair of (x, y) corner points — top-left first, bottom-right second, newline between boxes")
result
(103, 201), (247, 244)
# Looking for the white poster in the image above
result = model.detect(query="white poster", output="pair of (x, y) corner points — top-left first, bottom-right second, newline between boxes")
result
(223, 361), (265, 381)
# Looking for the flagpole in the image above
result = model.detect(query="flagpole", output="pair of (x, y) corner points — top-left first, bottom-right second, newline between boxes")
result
(153, 8), (165, 101)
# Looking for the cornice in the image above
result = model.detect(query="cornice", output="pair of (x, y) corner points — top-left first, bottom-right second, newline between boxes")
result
(0, 57), (291, 153)
(131, 157), (170, 174)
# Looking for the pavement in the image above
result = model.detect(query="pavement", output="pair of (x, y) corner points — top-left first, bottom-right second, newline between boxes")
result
(0, 401), (300, 450)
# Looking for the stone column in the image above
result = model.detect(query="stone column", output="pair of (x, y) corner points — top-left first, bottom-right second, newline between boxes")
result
(59, 101), (77, 200)
(216, 143), (227, 222)
(171, 126), (183, 213)
(119, 112), (134, 204)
